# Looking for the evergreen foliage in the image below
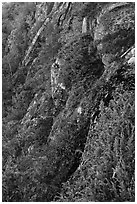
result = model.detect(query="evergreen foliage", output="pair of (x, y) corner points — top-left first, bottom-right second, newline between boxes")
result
(2, 2), (135, 202)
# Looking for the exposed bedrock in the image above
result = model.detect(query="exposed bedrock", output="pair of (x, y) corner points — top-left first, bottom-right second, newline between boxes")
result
(2, 2), (134, 202)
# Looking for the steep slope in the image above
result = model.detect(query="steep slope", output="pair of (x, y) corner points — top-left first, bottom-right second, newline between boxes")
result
(2, 2), (135, 202)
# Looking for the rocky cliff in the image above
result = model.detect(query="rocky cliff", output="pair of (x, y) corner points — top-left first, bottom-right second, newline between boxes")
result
(2, 2), (135, 202)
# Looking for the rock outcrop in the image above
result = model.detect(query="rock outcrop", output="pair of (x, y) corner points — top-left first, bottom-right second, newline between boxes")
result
(2, 2), (135, 202)
(82, 17), (88, 33)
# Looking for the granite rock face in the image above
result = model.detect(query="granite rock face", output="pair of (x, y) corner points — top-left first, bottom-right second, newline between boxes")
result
(2, 2), (135, 202)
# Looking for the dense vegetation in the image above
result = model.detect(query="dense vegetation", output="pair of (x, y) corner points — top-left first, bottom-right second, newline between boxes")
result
(2, 2), (135, 202)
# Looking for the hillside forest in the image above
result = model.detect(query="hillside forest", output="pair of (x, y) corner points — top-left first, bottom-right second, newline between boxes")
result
(2, 2), (135, 202)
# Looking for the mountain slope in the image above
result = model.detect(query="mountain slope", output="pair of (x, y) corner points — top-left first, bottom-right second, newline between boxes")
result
(2, 2), (135, 202)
